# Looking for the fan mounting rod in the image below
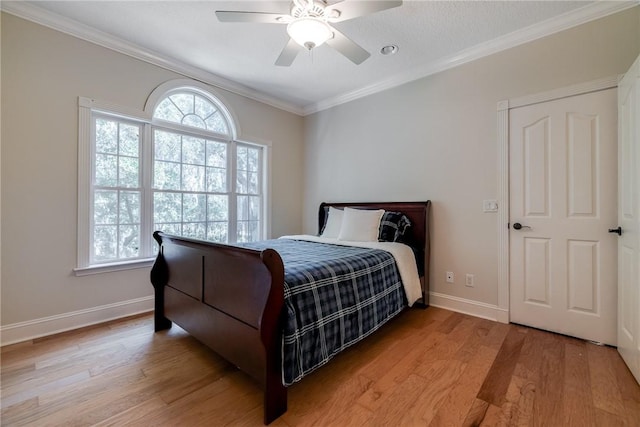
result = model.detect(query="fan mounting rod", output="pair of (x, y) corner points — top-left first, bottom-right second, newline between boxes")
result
(291, 0), (328, 19)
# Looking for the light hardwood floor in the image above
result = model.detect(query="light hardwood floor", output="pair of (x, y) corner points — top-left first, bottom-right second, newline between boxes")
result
(1, 307), (639, 426)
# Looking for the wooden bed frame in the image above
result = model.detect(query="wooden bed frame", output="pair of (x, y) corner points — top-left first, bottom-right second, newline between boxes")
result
(150, 201), (431, 424)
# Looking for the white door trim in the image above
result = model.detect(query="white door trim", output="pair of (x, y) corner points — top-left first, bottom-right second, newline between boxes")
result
(496, 75), (619, 322)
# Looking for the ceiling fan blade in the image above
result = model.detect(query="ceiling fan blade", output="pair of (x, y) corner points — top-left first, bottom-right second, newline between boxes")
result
(326, 28), (370, 65)
(215, 11), (289, 24)
(326, 1), (402, 22)
(275, 38), (302, 67)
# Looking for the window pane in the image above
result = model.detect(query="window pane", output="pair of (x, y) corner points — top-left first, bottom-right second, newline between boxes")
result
(237, 146), (247, 171)
(119, 124), (139, 157)
(183, 223), (206, 240)
(206, 141), (226, 168)
(182, 114), (206, 129)
(207, 222), (228, 243)
(95, 154), (118, 186)
(154, 192), (181, 223)
(119, 156), (139, 188)
(237, 195), (248, 221)
(247, 148), (259, 172)
(237, 221), (248, 243)
(170, 94), (194, 115)
(248, 172), (258, 194)
(155, 222), (180, 235)
(236, 221), (259, 243)
(248, 221), (259, 242)
(182, 136), (205, 165)
(236, 171), (247, 194)
(119, 225), (140, 258)
(183, 194), (206, 222)
(95, 119), (118, 154)
(249, 196), (260, 221)
(206, 167), (227, 192)
(94, 225), (117, 260)
(154, 98), (183, 123)
(154, 161), (181, 190)
(155, 131), (181, 162)
(207, 195), (228, 221)
(153, 92), (231, 134)
(205, 112), (229, 134)
(119, 191), (140, 224)
(182, 165), (205, 192)
(94, 190), (117, 224)
(195, 95), (215, 119)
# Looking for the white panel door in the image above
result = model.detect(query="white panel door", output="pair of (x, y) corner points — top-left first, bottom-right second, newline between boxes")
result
(510, 88), (618, 345)
(617, 55), (640, 382)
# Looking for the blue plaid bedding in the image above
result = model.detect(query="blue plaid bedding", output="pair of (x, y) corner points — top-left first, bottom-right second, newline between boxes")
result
(242, 238), (406, 385)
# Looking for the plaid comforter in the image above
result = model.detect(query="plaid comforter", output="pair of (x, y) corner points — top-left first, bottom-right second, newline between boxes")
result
(242, 238), (406, 385)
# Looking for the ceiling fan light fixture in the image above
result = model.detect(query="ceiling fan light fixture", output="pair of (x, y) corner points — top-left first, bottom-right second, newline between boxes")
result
(287, 17), (333, 50)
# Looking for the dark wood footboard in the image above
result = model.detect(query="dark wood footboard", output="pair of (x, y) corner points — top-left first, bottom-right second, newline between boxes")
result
(150, 231), (287, 424)
(150, 201), (431, 424)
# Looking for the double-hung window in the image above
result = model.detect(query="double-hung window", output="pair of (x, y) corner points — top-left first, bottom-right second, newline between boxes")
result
(76, 83), (267, 274)
(92, 116), (144, 262)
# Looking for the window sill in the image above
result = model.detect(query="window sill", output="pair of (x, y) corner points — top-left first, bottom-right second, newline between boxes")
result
(73, 258), (156, 276)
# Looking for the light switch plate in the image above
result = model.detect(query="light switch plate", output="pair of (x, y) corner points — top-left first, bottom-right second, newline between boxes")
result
(483, 199), (498, 212)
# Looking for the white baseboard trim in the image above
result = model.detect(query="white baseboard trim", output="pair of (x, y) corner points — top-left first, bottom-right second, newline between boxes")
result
(0, 292), (508, 346)
(429, 291), (509, 324)
(0, 295), (154, 346)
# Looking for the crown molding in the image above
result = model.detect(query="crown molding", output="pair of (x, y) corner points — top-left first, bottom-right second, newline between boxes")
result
(2, 1), (636, 117)
(0, 1), (305, 116)
(303, 1), (638, 115)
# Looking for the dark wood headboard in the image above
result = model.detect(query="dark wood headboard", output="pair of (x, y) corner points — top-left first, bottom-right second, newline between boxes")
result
(318, 201), (431, 305)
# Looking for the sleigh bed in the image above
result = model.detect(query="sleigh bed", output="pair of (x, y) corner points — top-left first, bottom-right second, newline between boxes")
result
(150, 201), (431, 424)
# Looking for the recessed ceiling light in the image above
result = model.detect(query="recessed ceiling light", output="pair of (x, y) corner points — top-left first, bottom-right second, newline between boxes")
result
(380, 45), (399, 56)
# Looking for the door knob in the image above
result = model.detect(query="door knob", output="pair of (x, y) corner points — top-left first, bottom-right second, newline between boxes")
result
(608, 226), (622, 236)
(513, 222), (531, 230)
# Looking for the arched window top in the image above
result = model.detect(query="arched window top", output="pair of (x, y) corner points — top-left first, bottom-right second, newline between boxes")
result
(154, 90), (229, 134)
(146, 80), (237, 139)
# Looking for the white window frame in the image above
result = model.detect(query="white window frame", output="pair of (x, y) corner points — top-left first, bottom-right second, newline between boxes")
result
(234, 141), (266, 243)
(75, 82), (270, 276)
(91, 113), (146, 264)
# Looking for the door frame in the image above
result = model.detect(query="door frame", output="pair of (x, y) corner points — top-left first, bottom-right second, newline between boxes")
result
(496, 75), (619, 323)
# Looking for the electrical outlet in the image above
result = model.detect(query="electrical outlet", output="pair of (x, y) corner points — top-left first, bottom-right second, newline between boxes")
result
(465, 274), (475, 287)
(446, 271), (454, 283)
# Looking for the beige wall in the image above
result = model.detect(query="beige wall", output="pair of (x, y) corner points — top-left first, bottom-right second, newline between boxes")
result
(303, 8), (640, 308)
(2, 6), (639, 332)
(0, 13), (304, 326)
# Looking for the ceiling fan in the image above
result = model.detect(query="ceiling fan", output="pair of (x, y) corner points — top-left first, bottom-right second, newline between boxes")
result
(215, 0), (402, 66)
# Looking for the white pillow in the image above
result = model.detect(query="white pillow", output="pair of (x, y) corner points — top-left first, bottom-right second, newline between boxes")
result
(321, 207), (344, 238)
(338, 208), (385, 242)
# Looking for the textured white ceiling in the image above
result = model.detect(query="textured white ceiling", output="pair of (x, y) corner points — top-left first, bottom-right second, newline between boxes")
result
(8, 1), (631, 114)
